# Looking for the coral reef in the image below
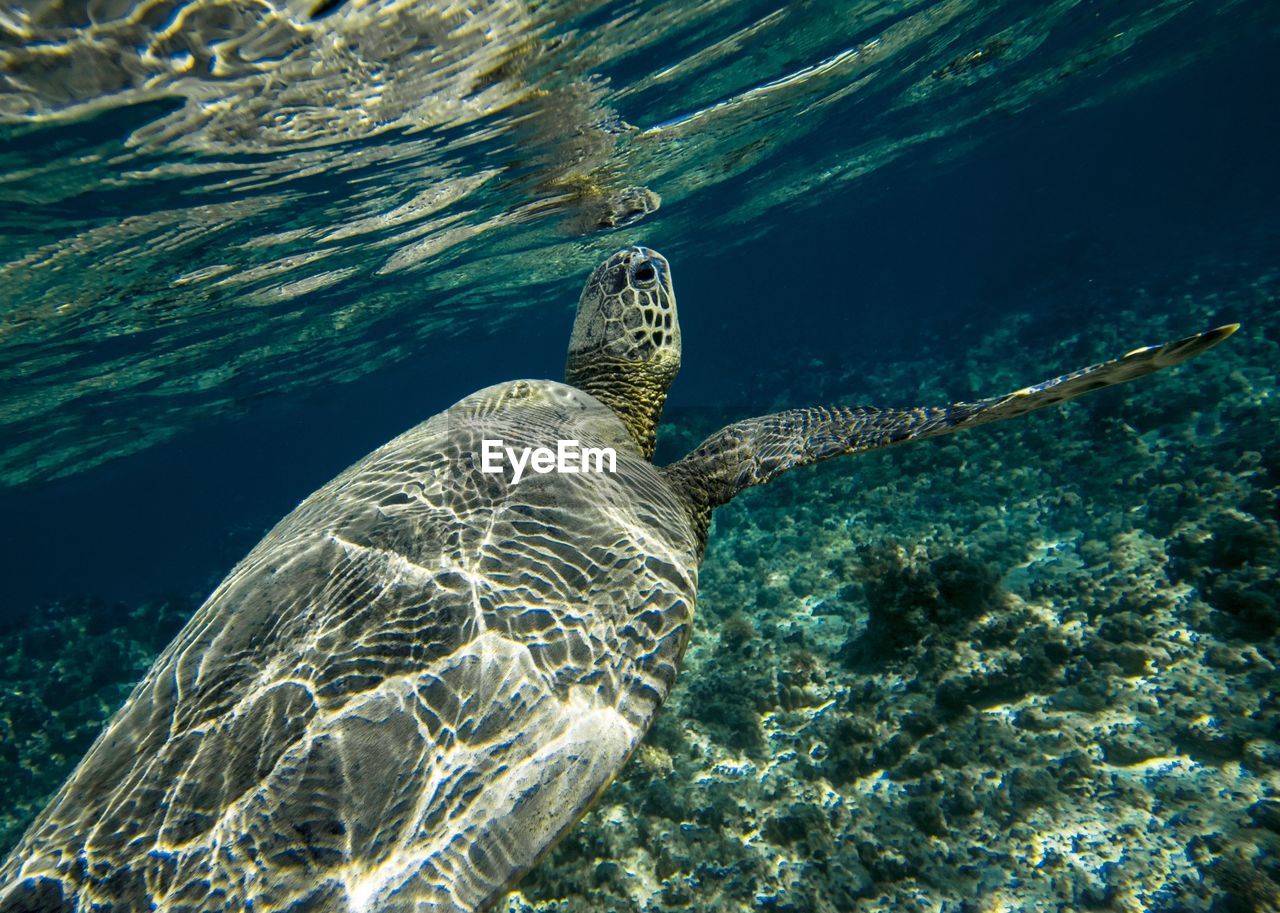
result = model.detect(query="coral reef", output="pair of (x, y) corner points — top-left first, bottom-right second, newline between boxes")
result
(0, 597), (191, 853)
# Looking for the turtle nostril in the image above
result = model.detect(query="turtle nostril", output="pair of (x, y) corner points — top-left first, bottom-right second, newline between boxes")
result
(633, 261), (658, 286)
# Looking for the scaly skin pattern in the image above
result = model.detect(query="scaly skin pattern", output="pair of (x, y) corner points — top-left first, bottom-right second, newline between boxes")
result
(0, 381), (699, 913)
(665, 322), (1240, 546)
(565, 247), (679, 460)
(567, 359), (677, 462)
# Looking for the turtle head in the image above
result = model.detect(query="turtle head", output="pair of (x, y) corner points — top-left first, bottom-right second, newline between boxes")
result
(565, 246), (681, 459)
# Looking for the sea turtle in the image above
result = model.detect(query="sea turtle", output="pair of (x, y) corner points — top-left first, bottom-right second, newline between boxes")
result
(0, 246), (1235, 912)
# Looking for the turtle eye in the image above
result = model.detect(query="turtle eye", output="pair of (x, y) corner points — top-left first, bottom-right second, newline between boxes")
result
(632, 260), (658, 287)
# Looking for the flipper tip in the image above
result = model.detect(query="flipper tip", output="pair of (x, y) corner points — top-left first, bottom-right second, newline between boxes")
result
(1196, 322), (1240, 352)
(1124, 323), (1240, 361)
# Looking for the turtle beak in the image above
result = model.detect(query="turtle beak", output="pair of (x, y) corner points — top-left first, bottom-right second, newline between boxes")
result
(623, 247), (666, 289)
(627, 246), (668, 282)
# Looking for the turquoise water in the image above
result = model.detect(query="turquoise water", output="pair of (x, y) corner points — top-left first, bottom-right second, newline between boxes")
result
(1, 1), (1278, 910)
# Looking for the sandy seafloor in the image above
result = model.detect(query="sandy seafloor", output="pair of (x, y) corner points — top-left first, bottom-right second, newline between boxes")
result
(2, 260), (1277, 912)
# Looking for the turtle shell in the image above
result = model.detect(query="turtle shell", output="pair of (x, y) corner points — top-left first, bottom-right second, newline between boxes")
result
(0, 380), (700, 913)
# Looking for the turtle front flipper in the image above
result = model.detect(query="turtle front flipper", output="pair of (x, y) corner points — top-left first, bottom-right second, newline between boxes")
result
(665, 324), (1238, 528)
